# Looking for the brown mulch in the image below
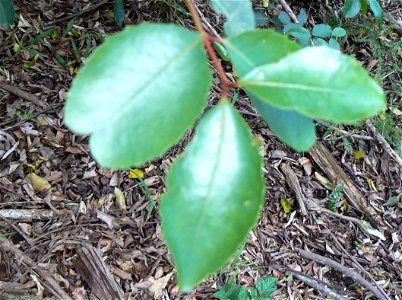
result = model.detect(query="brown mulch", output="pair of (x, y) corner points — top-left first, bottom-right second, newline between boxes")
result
(0, 1), (401, 299)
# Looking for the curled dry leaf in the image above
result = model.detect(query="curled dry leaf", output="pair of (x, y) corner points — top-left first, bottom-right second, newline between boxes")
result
(27, 173), (51, 192)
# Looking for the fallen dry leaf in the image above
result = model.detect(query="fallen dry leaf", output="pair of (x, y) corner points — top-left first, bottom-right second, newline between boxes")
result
(27, 173), (51, 192)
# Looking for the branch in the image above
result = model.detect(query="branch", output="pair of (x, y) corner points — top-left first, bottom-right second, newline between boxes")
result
(295, 248), (389, 300)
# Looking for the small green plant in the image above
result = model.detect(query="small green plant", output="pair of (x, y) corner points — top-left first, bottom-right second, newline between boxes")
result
(64, 0), (385, 291)
(15, 110), (34, 121)
(214, 276), (278, 300)
(343, 0), (383, 23)
(274, 9), (347, 50)
(325, 184), (345, 212)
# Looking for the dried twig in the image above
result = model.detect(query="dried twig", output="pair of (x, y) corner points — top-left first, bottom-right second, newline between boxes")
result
(75, 244), (124, 300)
(365, 120), (402, 168)
(280, 163), (308, 216)
(309, 142), (385, 229)
(330, 233), (391, 300)
(0, 238), (73, 300)
(0, 82), (45, 108)
(279, 0), (298, 23)
(0, 209), (55, 221)
(295, 247), (388, 300)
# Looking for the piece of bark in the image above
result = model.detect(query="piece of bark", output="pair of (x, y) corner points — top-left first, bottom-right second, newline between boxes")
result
(309, 142), (384, 228)
(0, 238), (72, 300)
(75, 244), (124, 300)
(280, 163), (308, 216)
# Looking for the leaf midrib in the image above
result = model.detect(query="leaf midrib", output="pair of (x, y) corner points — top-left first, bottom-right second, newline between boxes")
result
(93, 38), (201, 134)
(191, 105), (226, 254)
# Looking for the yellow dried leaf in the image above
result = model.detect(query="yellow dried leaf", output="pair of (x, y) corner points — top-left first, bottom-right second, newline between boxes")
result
(129, 168), (144, 179)
(27, 173), (51, 192)
(354, 151), (365, 159)
(114, 187), (126, 210)
(367, 178), (377, 191)
(280, 197), (292, 214)
(262, 0), (269, 8)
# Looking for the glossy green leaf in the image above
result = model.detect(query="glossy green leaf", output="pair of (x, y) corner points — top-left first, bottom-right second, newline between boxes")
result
(344, 0), (361, 18)
(210, 0), (255, 37)
(161, 101), (264, 291)
(0, 0), (15, 29)
(224, 29), (300, 77)
(252, 97), (316, 151)
(225, 29), (315, 151)
(65, 24), (211, 168)
(114, 0), (125, 27)
(369, 0), (383, 24)
(312, 24), (333, 38)
(239, 46), (385, 122)
(287, 26), (311, 40)
(332, 27), (347, 37)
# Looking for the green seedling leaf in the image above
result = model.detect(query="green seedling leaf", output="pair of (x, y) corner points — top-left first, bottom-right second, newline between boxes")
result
(278, 11), (291, 25)
(312, 24), (333, 38)
(224, 29), (315, 151)
(239, 47), (385, 122)
(344, 0), (361, 18)
(114, 0), (125, 27)
(65, 24), (211, 168)
(254, 9), (268, 26)
(0, 0), (15, 29)
(256, 276), (278, 297)
(384, 196), (400, 207)
(287, 26), (311, 40)
(161, 101), (264, 291)
(210, 0), (255, 37)
(329, 38), (341, 50)
(332, 27), (347, 37)
(297, 9), (308, 25)
(313, 37), (328, 46)
(283, 23), (303, 33)
(369, 0), (383, 24)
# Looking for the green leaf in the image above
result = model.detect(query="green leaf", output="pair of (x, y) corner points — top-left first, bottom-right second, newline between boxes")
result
(239, 47), (385, 122)
(254, 9), (268, 26)
(369, 0), (383, 24)
(253, 97), (316, 151)
(224, 29), (300, 77)
(329, 38), (341, 50)
(160, 101), (264, 291)
(65, 24), (211, 168)
(332, 27), (347, 37)
(287, 26), (311, 40)
(256, 276), (278, 297)
(210, 0), (255, 37)
(114, 0), (125, 27)
(224, 29), (315, 151)
(297, 9), (308, 25)
(361, 0), (368, 14)
(384, 196), (400, 207)
(344, 0), (361, 18)
(312, 24), (333, 38)
(313, 37), (328, 46)
(213, 42), (231, 62)
(0, 0), (15, 29)
(278, 11), (291, 25)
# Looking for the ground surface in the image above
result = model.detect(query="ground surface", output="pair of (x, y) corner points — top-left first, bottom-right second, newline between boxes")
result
(0, 1), (401, 299)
